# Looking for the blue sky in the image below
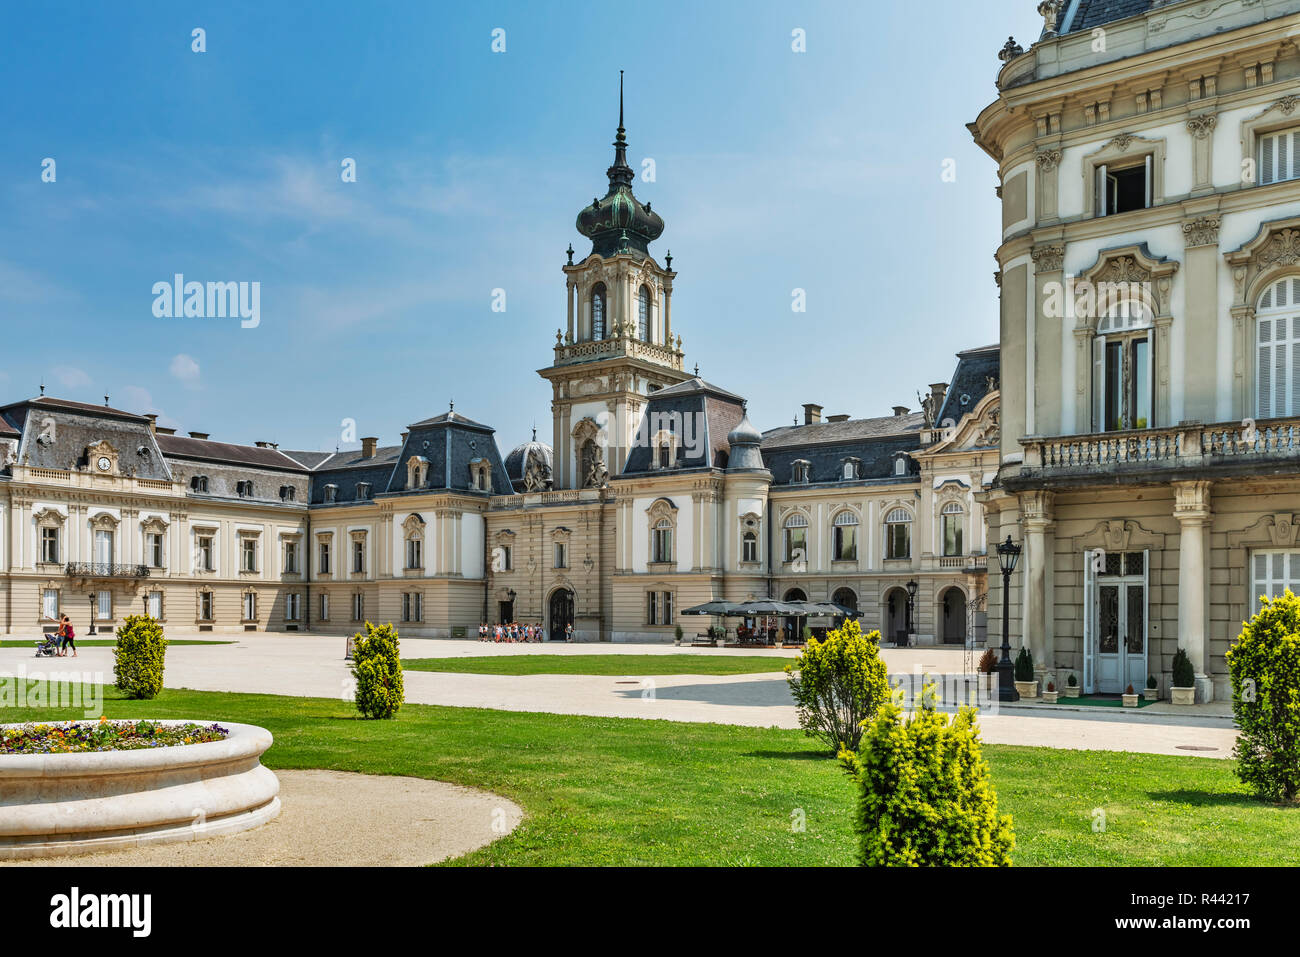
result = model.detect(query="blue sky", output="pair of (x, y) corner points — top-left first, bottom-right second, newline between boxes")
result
(0, 0), (1043, 454)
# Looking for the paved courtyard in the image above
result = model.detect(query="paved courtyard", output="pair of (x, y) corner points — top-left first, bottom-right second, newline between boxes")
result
(0, 632), (1238, 758)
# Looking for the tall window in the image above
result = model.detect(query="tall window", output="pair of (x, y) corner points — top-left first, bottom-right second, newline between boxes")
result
(941, 502), (964, 556)
(96, 590), (111, 621)
(1256, 276), (1300, 418)
(406, 537), (422, 570)
(353, 540), (365, 573)
(147, 532), (164, 568)
(199, 591), (214, 621)
(319, 593), (330, 620)
(554, 542), (567, 568)
(242, 592), (256, 621)
(198, 535), (214, 571)
(402, 592), (422, 623)
(652, 519), (674, 563)
(318, 540), (332, 574)
(40, 527), (60, 564)
(286, 593), (301, 621)
(591, 283), (607, 340)
(783, 513), (808, 563)
(832, 511), (858, 561)
(638, 285), (651, 341)
(147, 590), (162, 619)
(742, 530), (758, 563)
(885, 508), (912, 560)
(352, 593), (365, 621)
(792, 460), (811, 484)
(241, 537), (258, 573)
(1093, 299), (1153, 431)
(43, 588), (59, 620)
(1258, 127), (1300, 186)
(647, 591), (674, 625)
(93, 529), (113, 567)
(284, 540), (299, 574)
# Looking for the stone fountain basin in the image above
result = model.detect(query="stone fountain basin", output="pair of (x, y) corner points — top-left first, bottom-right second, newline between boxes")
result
(0, 720), (280, 860)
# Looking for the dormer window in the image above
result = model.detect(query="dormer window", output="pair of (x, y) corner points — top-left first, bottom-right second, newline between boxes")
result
(235, 480), (254, 498)
(190, 475), (209, 493)
(356, 482), (372, 500)
(323, 484), (338, 503)
(279, 485), (296, 502)
(407, 455), (429, 489)
(792, 460), (811, 484)
(893, 456), (908, 477)
(841, 458), (860, 481)
(469, 459), (492, 491)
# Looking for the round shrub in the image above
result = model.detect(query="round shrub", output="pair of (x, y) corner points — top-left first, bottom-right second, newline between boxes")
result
(784, 619), (889, 754)
(351, 622), (405, 719)
(1226, 591), (1300, 802)
(113, 614), (168, 700)
(838, 689), (1014, 866)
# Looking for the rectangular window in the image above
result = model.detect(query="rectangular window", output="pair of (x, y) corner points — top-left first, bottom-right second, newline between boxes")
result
(742, 533), (758, 563)
(198, 536), (214, 572)
(94, 529), (113, 567)
(833, 526), (857, 562)
(653, 528), (673, 563)
(199, 591), (214, 621)
(318, 541), (331, 574)
(148, 590), (162, 619)
(500, 545), (512, 571)
(942, 515), (964, 557)
(784, 527), (806, 563)
(1259, 127), (1300, 186)
(40, 527), (59, 564)
(97, 590), (111, 621)
(1252, 550), (1300, 601)
(402, 593), (411, 622)
(406, 538), (422, 570)
(148, 532), (164, 568)
(402, 592), (423, 623)
(554, 543), (567, 568)
(286, 593), (301, 621)
(1096, 157), (1151, 216)
(319, 593), (330, 621)
(1098, 334), (1152, 431)
(285, 541), (299, 574)
(886, 523), (911, 560)
(242, 592), (256, 621)
(43, 588), (58, 620)
(353, 540), (365, 573)
(352, 593), (365, 622)
(647, 591), (674, 626)
(241, 538), (258, 573)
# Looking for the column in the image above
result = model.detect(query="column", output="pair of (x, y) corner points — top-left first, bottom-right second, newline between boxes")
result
(1018, 490), (1055, 683)
(664, 288), (672, 345)
(1174, 480), (1213, 702)
(566, 281), (575, 343)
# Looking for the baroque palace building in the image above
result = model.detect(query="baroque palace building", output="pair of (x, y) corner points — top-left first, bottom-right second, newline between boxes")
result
(0, 90), (1001, 645)
(973, 0), (1300, 700)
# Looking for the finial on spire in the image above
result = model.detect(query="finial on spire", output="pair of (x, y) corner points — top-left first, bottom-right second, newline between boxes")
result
(532, 423), (537, 441)
(693, 363), (699, 377)
(619, 69), (624, 132)
(566, 243), (574, 265)
(39, 380), (45, 396)
(104, 394), (110, 407)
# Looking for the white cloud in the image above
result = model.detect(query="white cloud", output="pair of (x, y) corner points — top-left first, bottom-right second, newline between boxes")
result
(119, 385), (180, 431)
(53, 365), (91, 389)
(169, 354), (200, 386)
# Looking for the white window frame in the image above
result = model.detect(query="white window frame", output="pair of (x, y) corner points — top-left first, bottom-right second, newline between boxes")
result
(1255, 276), (1300, 419)
(1258, 126), (1300, 187)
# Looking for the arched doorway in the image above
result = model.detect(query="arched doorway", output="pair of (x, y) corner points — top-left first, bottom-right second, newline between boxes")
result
(940, 587), (967, 644)
(548, 588), (574, 641)
(831, 587), (857, 630)
(783, 588), (807, 643)
(884, 587), (909, 645)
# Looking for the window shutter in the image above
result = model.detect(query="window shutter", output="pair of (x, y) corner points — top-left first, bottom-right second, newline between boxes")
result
(1144, 154), (1153, 208)
(1096, 163), (1107, 216)
(1280, 132), (1291, 183)
(1258, 318), (1274, 417)
(1262, 134), (1276, 185)
(1092, 335), (1106, 430)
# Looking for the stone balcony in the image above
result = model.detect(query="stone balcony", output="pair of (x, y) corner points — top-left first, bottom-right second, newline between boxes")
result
(553, 334), (683, 371)
(66, 562), (152, 581)
(1009, 416), (1300, 489)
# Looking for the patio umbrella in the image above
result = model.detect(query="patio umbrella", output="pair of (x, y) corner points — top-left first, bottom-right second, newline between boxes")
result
(806, 601), (863, 618)
(678, 600), (743, 616)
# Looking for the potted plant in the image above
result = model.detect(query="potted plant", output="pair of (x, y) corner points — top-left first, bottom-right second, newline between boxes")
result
(1042, 679), (1058, 704)
(977, 649), (998, 695)
(1171, 648), (1196, 705)
(1063, 672), (1080, 698)
(1013, 647), (1037, 699)
(1143, 673), (1158, 701)
(709, 625), (727, 647)
(674, 624), (683, 647)
(1122, 683), (1140, 707)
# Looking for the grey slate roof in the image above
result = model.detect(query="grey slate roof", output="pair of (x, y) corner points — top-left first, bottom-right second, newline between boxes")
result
(1063, 0), (1153, 34)
(1, 399), (172, 480)
(621, 378), (746, 474)
(935, 345), (1000, 429)
(155, 433), (307, 472)
(279, 449), (339, 469)
(761, 412), (927, 450)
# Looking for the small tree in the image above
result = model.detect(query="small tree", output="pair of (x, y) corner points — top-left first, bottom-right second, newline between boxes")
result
(1172, 647), (1195, 688)
(1226, 591), (1300, 802)
(978, 649), (997, 674)
(113, 614), (167, 700)
(839, 687), (1014, 866)
(351, 622), (405, 719)
(784, 620), (890, 754)
(1014, 647), (1033, 682)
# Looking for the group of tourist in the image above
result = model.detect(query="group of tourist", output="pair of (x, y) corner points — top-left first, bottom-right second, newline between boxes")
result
(478, 622), (572, 642)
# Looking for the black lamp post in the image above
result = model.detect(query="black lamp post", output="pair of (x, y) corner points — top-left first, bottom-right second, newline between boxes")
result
(996, 535), (1022, 702)
(905, 580), (918, 646)
(507, 588), (517, 621)
(87, 593), (97, 636)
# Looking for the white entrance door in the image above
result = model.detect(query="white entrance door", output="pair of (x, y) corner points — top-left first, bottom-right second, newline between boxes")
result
(1089, 551), (1148, 694)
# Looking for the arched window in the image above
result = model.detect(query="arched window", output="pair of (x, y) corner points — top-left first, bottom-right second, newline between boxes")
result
(783, 512), (808, 564)
(1094, 297), (1154, 431)
(590, 283), (607, 340)
(832, 510), (858, 561)
(652, 518), (674, 563)
(1255, 276), (1300, 418)
(792, 460), (811, 484)
(941, 501), (964, 557)
(884, 507), (912, 560)
(893, 456), (907, 477)
(831, 587), (857, 612)
(638, 285), (651, 341)
(741, 530), (758, 563)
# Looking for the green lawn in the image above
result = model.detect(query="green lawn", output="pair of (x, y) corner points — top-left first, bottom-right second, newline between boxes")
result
(3, 683), (1294, 866)
(404, 653), (791, 676)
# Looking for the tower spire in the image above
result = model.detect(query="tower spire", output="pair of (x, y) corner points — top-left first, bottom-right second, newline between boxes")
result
(607, 70), (633, 191)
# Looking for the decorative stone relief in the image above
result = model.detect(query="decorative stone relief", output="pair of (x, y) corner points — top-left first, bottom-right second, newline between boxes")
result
(1182, 217), (1220, 248)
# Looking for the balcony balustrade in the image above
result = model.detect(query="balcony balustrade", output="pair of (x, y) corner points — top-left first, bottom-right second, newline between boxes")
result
(66, 562), (151, 580)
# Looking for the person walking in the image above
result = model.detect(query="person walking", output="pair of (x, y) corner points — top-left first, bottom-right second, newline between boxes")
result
(565, 622), (574, 642)
(60, 614), (77, 657)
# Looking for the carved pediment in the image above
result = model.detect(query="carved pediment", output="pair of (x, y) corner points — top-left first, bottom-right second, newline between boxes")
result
(89, 511), (120, 531)
(402, 513), (426, 537)
(1225, 216), (1300, 306)
(33, 507), (66, 526)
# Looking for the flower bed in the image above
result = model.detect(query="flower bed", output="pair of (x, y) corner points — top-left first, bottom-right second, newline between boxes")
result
(1, 719), (228, 755)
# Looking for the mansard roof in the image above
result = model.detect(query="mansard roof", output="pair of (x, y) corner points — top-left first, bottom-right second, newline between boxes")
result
(621, 377), (746, 474)
(935, 344), (1000, 429)
(1062, 0), (1152, 36)
(1, 397), (172, 480)
(155, 433), (307, 472)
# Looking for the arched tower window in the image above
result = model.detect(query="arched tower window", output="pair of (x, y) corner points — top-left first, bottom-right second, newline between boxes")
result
(638, 285), (651, 341)
(1255, 276), (1300, 418)
(591, 283), (607, 341)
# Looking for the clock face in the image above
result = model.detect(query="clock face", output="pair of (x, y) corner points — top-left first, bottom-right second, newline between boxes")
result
(97, 456), (111, 472)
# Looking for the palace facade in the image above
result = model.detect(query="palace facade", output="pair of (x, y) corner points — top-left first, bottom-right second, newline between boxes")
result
(973, 0), (1300, 700)
(0, 89), (1000, 645)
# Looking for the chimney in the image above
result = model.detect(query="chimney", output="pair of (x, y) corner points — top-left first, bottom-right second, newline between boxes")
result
(400, 431), (409, 445)
(892, 406), (909, 417)
(254, 441), (270, 448)
(361, 436), (378, 458)
(155, 427), (176, 435)
(188, 431), (210, 440)
(802, 403), (823, 425)
(826, 414), (850, 423)
(145, 413), (157, 434)
(929, 382), (949, 418)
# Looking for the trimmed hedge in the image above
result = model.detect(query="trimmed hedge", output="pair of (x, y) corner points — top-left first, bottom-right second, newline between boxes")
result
(351, 621), (405, 719)
(1172, 647), (1195, 688)
(1226, 591), (1300, 802)
(839, 689), (1014, 866)
(113, 614), (168, 700)
(1014, 647), (1033, 682)
(784, 619), (889, 754)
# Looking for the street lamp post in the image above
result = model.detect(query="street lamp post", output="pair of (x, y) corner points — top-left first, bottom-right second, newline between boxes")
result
(905, 579), (918, 647)
(87, 593), (97, 636)
(996, 535), (1022, 702)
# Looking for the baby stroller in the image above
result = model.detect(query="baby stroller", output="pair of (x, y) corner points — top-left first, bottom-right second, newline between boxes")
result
(34, 633), (60, 657)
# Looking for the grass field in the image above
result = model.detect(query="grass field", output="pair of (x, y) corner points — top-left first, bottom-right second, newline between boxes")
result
(404, 654), (791, 676)
(2, 683), (1293, 866)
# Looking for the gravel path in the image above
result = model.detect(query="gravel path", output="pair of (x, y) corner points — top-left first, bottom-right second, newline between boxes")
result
(3, 770), (522, 867)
